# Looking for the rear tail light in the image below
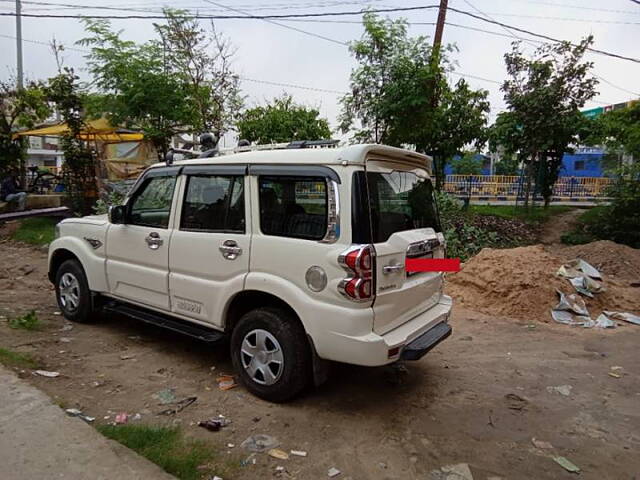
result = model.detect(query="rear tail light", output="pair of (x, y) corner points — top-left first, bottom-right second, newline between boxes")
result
(339, 245), (375, 302)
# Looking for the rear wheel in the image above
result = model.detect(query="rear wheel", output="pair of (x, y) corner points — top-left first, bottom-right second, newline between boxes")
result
(230, 307), (311, 402)
(55, 259), (94, 323)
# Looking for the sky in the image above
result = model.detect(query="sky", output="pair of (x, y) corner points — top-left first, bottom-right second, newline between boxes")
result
(1, 0), (639, 145)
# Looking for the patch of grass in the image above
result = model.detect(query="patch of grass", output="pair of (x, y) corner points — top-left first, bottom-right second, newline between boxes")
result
(0, 347), (39, 369)
(8, 310), (40, 330)
(561, 205), (607, 246)
(97, 425), (223, 480)
(470, 205), (573, 224)
(11, 217), (57, 246)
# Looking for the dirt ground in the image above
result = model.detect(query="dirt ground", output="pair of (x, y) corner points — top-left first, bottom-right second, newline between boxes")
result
(1, 233), (640, 479)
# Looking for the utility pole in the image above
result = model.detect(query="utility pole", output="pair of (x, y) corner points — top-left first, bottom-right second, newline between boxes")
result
(432, 0), (448, 60)
(16, 0), (24, 89)
(430, 0), (448, 190)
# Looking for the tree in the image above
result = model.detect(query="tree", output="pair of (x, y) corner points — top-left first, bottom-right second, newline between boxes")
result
(47, 68), (97, 214)
(155, 10), (243, 137)
(80, 10), (242, 158)
(340, 13), (489, 189)
(587, 102), (640, 160)
(450, 152), (482, 175)
(0, 80), (50, 180)
(495, 38), (598, 206)
(237, 94), (331, 144)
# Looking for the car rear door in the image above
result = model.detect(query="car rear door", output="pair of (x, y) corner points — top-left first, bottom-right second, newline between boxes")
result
(168, 165), (249, 327)
(356, 159), (446, 335)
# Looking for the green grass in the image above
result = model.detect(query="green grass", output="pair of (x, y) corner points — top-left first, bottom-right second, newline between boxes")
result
(0, 347), (39, 369)
(11, 217), (58, 246)
(470, 205), (574, 224)
(8, 311), (40, 330)
(560, 205), (607, 245)
(97, 425), (223, 480)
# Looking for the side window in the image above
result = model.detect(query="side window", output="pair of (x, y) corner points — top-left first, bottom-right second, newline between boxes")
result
(259, 176), (327, 240)
(180, 175), (245, 233)
(129, 176), (176, 228)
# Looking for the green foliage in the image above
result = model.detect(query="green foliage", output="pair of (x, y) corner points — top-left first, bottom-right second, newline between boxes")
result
(471, 205), (573, 224)
(0, 80), (51, 177)
(584, 102), (640, 159)
(11, 217), (57, 245)
(80, 10), (242, 156)
(46, 68), (97, 215)
(0, 347), (39, 369)
(340, 13), (489, 189)
(237, 94), (331, 144)
(494, 154), (520, 175)
(493, 37), (598, 206)
(93, 190), (125, 215)
(9, 310), (40, 330)
(568, 163), (640, 248)
(435, 192), (537, 261)
(450, 152), (482, 175)
(97, 425), (224, 480)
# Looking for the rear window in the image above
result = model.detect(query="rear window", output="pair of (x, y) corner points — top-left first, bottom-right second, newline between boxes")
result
(259, 176), (328, 240)
(352, 171), (440, 244)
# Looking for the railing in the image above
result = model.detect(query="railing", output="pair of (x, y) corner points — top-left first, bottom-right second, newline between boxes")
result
(444, 175), (613, 199)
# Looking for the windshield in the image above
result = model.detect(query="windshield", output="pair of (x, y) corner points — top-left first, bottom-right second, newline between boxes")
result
(352, 170), (440, 244)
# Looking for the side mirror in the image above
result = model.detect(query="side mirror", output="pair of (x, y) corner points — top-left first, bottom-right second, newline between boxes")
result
(108, 205), (126, 224)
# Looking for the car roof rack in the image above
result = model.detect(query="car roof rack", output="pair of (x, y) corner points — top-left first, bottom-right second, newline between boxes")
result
(218, 139), (341, 156)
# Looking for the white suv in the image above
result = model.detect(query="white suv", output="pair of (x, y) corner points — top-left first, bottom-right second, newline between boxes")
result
(48, 143), (452, 402)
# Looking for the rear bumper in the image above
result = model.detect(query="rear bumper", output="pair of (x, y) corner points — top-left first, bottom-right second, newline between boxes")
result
(313, 295), (452, 366)
(400, 321), (452, 361)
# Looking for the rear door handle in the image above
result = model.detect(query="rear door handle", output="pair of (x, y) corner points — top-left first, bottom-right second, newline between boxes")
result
(219, 240), (242, 260)
(383, 263), (404, 274)
(145, 232), (163, 250)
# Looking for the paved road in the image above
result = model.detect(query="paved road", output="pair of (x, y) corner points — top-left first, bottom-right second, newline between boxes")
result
(0, 366), (176, 480)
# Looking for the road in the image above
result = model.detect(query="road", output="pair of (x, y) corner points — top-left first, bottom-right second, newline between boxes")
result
(0, 240), (639, 479)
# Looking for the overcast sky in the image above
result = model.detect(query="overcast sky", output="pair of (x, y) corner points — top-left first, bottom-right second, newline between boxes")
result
(1, 0), (639, 143)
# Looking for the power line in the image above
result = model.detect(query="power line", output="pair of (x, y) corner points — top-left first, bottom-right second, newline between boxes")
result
(202, 0), (348, 46)
(1, 3), (638, 63)
(445, 6), (640, 63)
(240, 77), (347, 94)
(0, 3), (442, 19)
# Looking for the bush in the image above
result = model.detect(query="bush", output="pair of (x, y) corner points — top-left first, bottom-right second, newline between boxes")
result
(563, 163), (640, 248)
(435, 192), (536, 261)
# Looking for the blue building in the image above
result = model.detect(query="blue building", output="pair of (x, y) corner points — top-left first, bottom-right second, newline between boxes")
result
(560, 147), (606, 177)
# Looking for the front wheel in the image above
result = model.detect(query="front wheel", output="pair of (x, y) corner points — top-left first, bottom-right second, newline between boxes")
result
(55, 259), (94, 323)
(230, 307), (311, 403)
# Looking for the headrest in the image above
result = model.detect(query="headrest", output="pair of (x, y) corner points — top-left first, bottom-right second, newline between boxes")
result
(202, 185), (225, 204)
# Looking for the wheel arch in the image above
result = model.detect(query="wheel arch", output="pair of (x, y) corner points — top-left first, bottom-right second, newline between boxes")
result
(224, 290), (303, 335)
(48, 248), (81, 283)
(224, 289), (330, 387)
(48, 238), (109, 293)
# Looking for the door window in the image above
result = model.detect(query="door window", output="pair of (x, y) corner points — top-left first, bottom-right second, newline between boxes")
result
(258, 176), (327, 240)
(180, 175), (245, 233)
(129, 176), (177, 228)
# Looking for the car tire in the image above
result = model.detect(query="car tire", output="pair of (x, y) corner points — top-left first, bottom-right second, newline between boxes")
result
(230, 307), (311, 403)
(55, 259), (94, 323)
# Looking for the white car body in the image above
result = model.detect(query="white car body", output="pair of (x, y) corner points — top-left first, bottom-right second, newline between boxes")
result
(48, 143), (452, 384)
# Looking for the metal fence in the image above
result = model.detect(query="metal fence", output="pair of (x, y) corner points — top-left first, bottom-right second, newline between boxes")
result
(444, 175), (612, 199)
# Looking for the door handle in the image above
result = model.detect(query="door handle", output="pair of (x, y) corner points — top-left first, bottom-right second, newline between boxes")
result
(145, 232), (163, 250)
(219, 240), (242, 260)
(383, 263), (404, 274)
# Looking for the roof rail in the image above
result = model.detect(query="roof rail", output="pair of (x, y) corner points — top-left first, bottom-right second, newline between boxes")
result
(217, 139), (341, 156)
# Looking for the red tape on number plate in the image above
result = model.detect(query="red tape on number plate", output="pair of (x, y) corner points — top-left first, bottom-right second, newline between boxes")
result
(405, 258), (461, 272)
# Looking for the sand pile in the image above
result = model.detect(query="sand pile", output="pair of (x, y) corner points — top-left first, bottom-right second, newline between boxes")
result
(446, 243), (640, 322)
(561, 241), (640, 283)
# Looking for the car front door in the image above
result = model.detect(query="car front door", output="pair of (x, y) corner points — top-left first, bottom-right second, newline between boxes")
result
(168, 165), (250, 326)
(106, 167), (180, 311)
